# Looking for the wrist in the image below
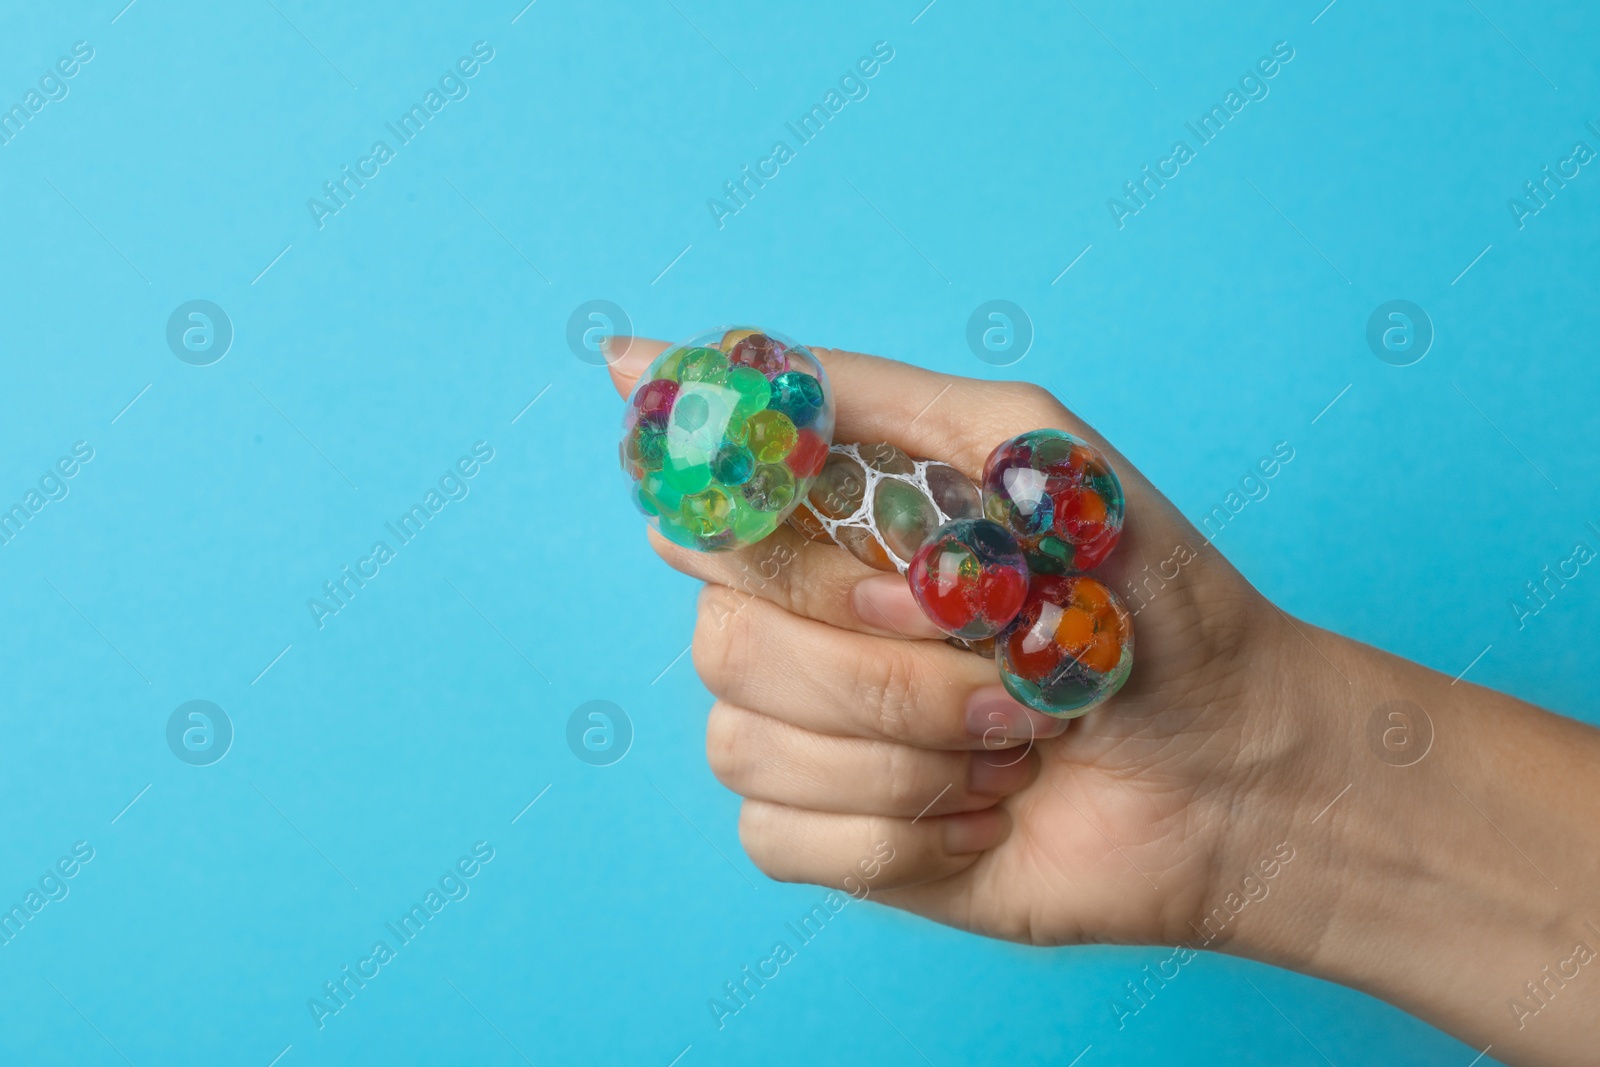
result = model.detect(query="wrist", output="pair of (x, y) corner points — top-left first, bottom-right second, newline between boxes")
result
(1222, 617), (1600, 1063)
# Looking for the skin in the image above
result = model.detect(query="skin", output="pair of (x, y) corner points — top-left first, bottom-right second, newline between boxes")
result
(608, 336), (1600, 1066)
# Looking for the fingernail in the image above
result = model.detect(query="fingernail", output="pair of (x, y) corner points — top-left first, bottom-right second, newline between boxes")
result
(852, 574), (943, 639)
(604, 335), (650, 377)
(964, 686), (1069, 743)
(943, 808), (1010, 854)
(967, 750), (1034, 796)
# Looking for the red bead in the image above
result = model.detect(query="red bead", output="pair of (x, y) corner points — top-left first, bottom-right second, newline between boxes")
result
(907, 519), (1028, 640)
(911, 551), (979, 633)
(1003, 614), (1063, 681)
(977, 564), (1027, 622)
(1073, 525), (1118, 571)
(784, 428), (828, 478)
(634, 379), (678, 425)
(728, 334), (788, 377)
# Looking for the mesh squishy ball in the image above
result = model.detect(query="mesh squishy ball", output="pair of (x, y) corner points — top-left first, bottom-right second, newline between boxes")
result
(908, 519), (1029, 640)
(981, 429), (1124, 574)
(621, 327), (834, 551)
(999, 574), (1134, 717)
(787, 443), (982, 573)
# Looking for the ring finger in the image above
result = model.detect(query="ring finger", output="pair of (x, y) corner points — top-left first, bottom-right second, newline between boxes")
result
(706, 701), (1040, 817)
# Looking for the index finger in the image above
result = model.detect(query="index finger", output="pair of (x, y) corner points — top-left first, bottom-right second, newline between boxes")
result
(604, 333), (1079, 476)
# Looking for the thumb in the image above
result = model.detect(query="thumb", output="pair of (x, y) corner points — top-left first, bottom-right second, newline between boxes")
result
(603, 335), (668, 398)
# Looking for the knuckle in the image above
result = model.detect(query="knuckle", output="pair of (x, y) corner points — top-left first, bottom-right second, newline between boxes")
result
(737, 802), (793, 882)
(882, 742), (924, 812)
(692, 586), (745, 692)
(755, 537), (811, 615)
(703, 703), (748, 792)
(856, 646), (922, 743)
(999, 379), (1058, 412)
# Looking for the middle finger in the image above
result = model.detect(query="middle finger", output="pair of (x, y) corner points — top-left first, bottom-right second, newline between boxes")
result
(694, 584), (1068, 750)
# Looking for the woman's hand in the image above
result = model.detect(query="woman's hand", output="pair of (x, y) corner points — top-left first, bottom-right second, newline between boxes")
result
(606, 336), (1311, 951)
(608, 334), (1600, 1066)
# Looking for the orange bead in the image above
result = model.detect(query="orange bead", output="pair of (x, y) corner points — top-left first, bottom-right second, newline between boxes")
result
(1097, 603), (1125, 646)
(1080, 629), (1122, 674)
(836, 526), (895, 572)
(1071, 578), (1112, 615)
(718, 328), (760, 353)
(1053, 608), (1096, 653)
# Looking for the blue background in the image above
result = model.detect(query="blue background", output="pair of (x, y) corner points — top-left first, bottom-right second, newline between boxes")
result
(2, 0), (1595, 1063)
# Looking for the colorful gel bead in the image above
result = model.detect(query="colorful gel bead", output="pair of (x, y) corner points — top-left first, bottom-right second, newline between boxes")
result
(998, 574), (1133, 717)
(678, 347), (729, 384)
(858, 442), (915, 475)
(872, 479), (938, 563)
(908, 519), (1029, 640)
(624, 423), (666, 472)
(926, 463), (982, 521)
(809, 451), (868, 522)
(620, 326), (834, 551)
(785, 442), (985, 574)
(744, 410), (798, 464)
(836, 525), (895, 571)
(711, 441), (755, 485)
(743, 464), (796, 512)
(725, 332), (789, 377)
(785, 428), (829, 479)
(769, 370), (825, 428)
(727, 366), (772, 426)
(682, 487), (732, 537)
(788, 502), (831, 543)
(982, 429), (1125, 574)
(634, 378), (678, 426)
(661, 454), (712, 495)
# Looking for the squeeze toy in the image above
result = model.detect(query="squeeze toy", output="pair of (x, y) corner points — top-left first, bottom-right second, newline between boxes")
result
(622, 327), (1133, 717)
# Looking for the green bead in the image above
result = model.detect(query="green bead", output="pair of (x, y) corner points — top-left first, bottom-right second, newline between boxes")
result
(633, 483), (659, 516)
(1027, 536), (1072, 575)
(711, 441), (755, 486)
(729, 495), (776, 542)
(674, 392), (710, 433)
(655, 516), (701, 549)
(626, 424), (666, 471)
(662, 455), (712, 494)
(1032, 435), (1075, 468)
(678, 347), (729, 384)
(871, 479), (937, 561)
(654, 347), (689, 381)
(641, 470), (683, 515)
(727, 366), (772, 427)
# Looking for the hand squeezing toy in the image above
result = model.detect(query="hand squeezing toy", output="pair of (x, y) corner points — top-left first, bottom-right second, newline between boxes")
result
(621, 327), (1133, 717)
